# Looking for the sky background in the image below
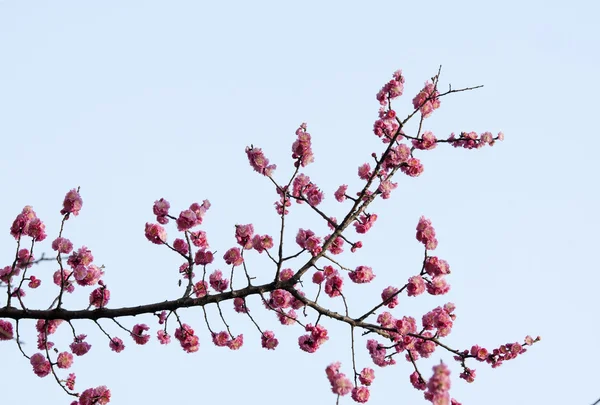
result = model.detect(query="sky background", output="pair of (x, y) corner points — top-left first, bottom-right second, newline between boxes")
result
(1, 1), (598, 404)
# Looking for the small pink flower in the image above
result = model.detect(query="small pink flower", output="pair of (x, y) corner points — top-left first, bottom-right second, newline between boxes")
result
(145, 223), (167, 245)
(223, 247), (243, 266)
(407, 275), (426, 297)
(28, 276), (41, 289)
(194, 249), (214, 265)
(57, 352), (73, 369)
(190, 230), (209, 249)
(349, 266), (375, 284)
(292, 123), (315, 167)
(233, 297), (248, 313)
(79, 385), (111, 405)
(227, 334), (244, 350)
(209, 270), (229, 292)
(334, 185), (348, 202)
(358, 163), (372, 180)
(89, 286), (110, 308)
(157, 330), (171, 345)
(261, 330), (278, 350)
(66, 373), (76, 390)
(70, 334), (91, 356)
(60, 189), (83, 217)
(153, 198), (170, 224)
(252, 234), (273, 253)
(279, 268), (294, 281)
(173, 238), (189, 255)
(235, 224), (254, 249)
(352, 386), (370, 403)
(246, 145), (277, 176)
(359, 368), (375, 386)
(131, 324), (150, 345)
(416, 216), (438, 250)
(194, 281), (209, 298)
(175, 324), (199, 353)
(30, 353), (51, 377)
(0, 320), (14, 340)
(212, 331), (230, 347)
(109, 337), (125, 353)
(176, 209), (197, 231)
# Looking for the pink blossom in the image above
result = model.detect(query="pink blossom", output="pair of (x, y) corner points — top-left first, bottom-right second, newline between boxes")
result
(279, 268), (294, 281)
(175, 324), (199, 353)
(249, 234), (271, 254)
(298, 324), (329, 353)
(349, 266), (375, 284)
(261, 331), (279, 350)
(16, 248), (34, 269)
(359, 368), (375, 386)
(57, 352), (74, 369)
(233, 297), (248, 313)
(36, 319), (63, 335)
(74, 264), (104, 287)
(223, 247), (243, 266)
(312, 271), (325, 284)
(425, 362), (451, 405)
(89, 286), (110, 308)
(109, 337), (125, 353)
(292, 174), (310, 202)
(425, 257), (450, 277)
(194, 249), (214, 265)
(212, 331), (230, 347)
(292, 123), (314, 167)
(367, 339), (395, 367)
(51, 237), (73, 254)
(327, 235), (344, 255)
(66, 373), (76, 390)
(422, 306), (455, 337)
(131, 324), (150, 345)
(376, 69), (405, 105)
(61, 189), (83, 217)
(334, 185), (348, 202)
(70, 334), (92, 355)
(153, 198), (170, 224)
(378, 179), (398, 199)
(78, 386), (111, 405)
(235, 224), (254, 249)
(401, 157), (424, 177)
(190, 230), (209, 249)
(277, 309), (297, 325)
(246, 145), (276, 176)
(176, 209), (197, 231)
(459, 367), (476, 383)
(194, 281), (209, 298)
(382, 144), (411, 170)
(0, 320), (14, 340)
(227, 334), (244, 350)
(30, 353), (51, 377)
(413, 131), (437, 150)
(381, 286), (399, 308)
(352, 386), (370, 403)
(53, 269), (74, 293)
(324, 273), (343, 298)
(173, 238), (189, 255)
(407, 275), (426, 297)
(416, 216), (438, 250)
(358, 163), (372, 180)
(412, 81), (441, 118)
(354, 213), (377, 234)
(67, 246), (94, 268)
(296, 228), (322, 256)
(145, 223), (167, 245)
(268, 289), (293, 309)
(427, 276), (451, 295)
(410, 371), (427, 390)
(209, 270), (229, 292)
(28, 275), (41, 289)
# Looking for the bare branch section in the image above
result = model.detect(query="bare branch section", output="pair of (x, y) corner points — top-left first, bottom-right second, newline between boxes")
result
(0, 67), (536, 405)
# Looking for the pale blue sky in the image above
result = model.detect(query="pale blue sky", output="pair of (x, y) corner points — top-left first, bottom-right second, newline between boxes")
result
(1, 1), (598, 404)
